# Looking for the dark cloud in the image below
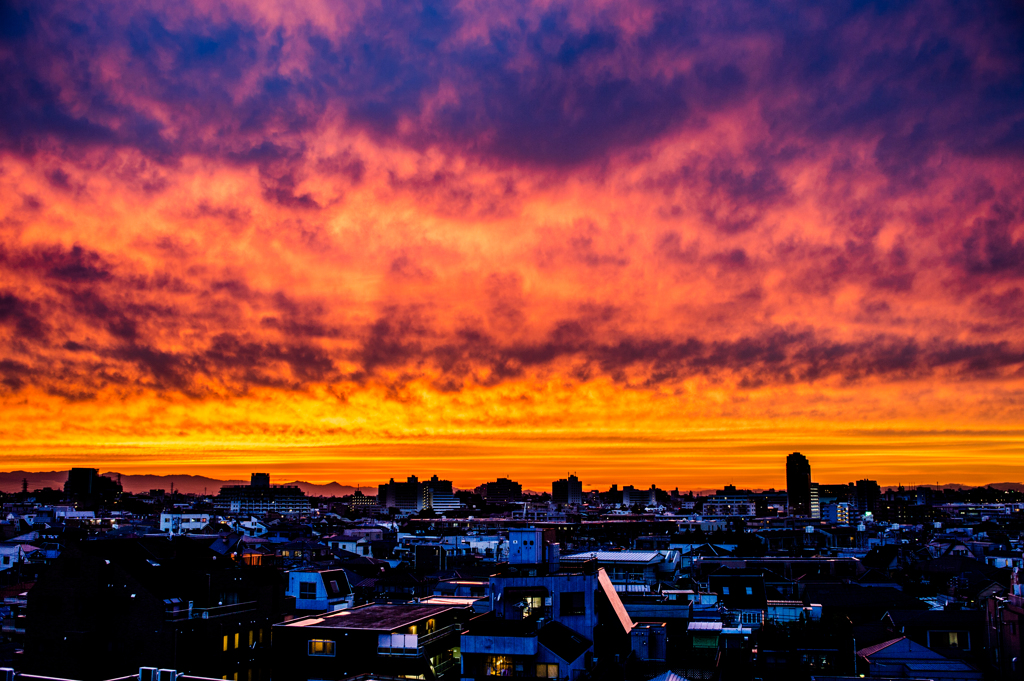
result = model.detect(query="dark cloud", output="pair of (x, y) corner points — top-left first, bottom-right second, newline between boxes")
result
(0, 292), (47, 340)
(2, 0), (1018, 177)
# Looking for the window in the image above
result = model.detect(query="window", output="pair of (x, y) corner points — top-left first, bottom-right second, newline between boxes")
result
(234, 632), (240, 649)
(222, 635), (228, 652)
(722, 587), (730, 595)
(745, 587), (753, 595)
(248, 630), (254, 647)
(536, 663), (559, 678)
(308, 639), (336, 656)
(560, 592), (586, 616)
(299, 581), (317, 599)
(329, 580), (340, 593)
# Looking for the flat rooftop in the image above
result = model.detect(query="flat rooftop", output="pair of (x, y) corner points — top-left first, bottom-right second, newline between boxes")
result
(561, 551), (662, 563)
(279, 603), (454, 631)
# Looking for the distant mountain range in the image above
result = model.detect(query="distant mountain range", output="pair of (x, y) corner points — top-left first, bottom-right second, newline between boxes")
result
(0, 470), (376, 497)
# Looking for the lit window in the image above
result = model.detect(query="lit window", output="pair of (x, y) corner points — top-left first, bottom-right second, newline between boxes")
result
(746, 587), (753, 595)
(234, 632), (240, 649)
(308, 639), (336, 656)
(536, 663), (558, 678)
(722, 587), (730, 595)
(222, 635), (228, 652)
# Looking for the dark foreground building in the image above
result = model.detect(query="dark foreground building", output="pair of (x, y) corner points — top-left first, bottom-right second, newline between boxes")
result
(273, 602), (471, 680)
(24, 537), (287, 680)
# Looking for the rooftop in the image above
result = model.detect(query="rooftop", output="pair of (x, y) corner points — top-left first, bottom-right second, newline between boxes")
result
(561, 551), (662, 564)
(278, 603), (455, 631)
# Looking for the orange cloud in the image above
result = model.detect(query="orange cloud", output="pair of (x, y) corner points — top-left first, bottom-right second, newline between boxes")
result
(1, 0), (1023, 486)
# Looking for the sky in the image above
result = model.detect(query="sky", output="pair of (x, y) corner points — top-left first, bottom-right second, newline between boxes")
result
(1, 0), (1023, 490)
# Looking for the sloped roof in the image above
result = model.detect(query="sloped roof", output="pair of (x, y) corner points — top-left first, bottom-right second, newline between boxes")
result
(856, 636), (905, 658)
(598, 568), (634, 633)
(538, 621), (592, 663)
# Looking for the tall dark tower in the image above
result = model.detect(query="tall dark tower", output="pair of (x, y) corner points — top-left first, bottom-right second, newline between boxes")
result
(786, 452), (812, 516)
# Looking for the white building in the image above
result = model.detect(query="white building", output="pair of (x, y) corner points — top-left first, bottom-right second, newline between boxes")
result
(287, 569), (354, 612)
(822, 502), (850, 524)
(159, 512), (211, 533)
(423, 489), (464, 513)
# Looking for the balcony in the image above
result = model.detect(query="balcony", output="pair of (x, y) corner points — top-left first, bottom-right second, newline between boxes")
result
(377, 623), (462, 657)
(432, 657), (458, 677)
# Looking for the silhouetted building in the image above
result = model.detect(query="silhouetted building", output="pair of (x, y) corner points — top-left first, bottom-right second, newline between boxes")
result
(25, 538), (287, 680)
(622, 484), (657, 507)
(478, 477), (523, 504)
(215, 474), (309, 516)
(855, 479), (881, 513)
(379, 476), (423, 512)
(552, 474), (583, 506)
(786, 452), (812, 516)
(64, 468), (121, 497)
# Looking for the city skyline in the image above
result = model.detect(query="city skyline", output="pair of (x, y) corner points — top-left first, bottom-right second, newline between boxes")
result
(1, 454), (1021, 495)
(2, 0), (1023, 482)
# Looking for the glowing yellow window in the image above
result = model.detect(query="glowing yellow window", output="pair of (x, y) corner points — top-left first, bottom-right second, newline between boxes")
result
(249, 630), (254, 647)
(234, 632), (240, 649)
(308, 639), (336, 656)
(222, 635), (228, 652)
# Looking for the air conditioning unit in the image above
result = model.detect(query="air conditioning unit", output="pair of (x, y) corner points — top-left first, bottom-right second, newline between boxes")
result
(157, 669), (178, 681)
(0, 667), (15, 681)
(139, 667), (159, 681)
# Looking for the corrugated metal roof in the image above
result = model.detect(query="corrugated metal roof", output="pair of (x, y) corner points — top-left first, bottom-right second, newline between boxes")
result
(562, 551), (661, 563)
(688, 621), (723, 631)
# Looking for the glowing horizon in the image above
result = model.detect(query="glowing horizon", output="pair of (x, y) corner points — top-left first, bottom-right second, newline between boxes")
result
(1, 0), (1023, 486)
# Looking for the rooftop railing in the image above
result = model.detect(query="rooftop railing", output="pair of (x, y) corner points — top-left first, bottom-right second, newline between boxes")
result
(164, 600), (257, 622)
(376, 623), (462, 657)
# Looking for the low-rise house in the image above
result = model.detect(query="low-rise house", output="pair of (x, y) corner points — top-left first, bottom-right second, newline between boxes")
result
(287, 568), (354, 613)
(856, 636), (982, 679)
(708, 574), (767, 629)
(560, 550), (679, 592)
(458, 528), (633, 680)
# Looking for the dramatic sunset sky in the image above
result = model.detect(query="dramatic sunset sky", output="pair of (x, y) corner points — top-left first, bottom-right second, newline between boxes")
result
(1, 0), (1023, 490)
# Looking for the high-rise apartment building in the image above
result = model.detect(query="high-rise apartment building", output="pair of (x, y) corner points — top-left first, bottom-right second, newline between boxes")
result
(786, 452), (812, 516)
(552, 473), (583, 506)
